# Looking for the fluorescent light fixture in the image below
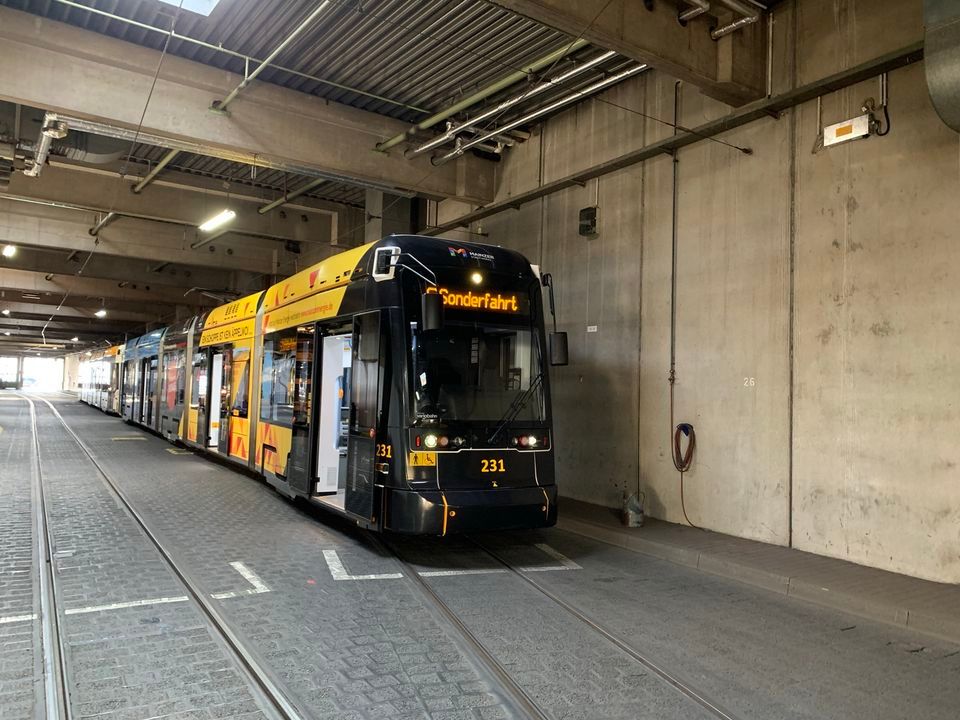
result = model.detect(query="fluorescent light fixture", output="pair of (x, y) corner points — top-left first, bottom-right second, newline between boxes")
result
(95, 309), (107, 318)
(198, 209), (236, 233)
(71, 336), (79, 342)
(160, 0), (222, 16)
(2, 331), (9, 336)
(1, 309), (8, 316)
(2, 245), (16, 258)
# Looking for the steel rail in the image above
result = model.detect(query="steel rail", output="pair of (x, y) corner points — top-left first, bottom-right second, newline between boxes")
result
(377, 537), (551, 720)
(27, 395), (302, 720)
(23, 395), (71, 720)
(467, 537), (744, 720)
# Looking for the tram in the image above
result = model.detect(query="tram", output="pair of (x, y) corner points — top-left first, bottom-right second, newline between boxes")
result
(77, 235), (567, 535)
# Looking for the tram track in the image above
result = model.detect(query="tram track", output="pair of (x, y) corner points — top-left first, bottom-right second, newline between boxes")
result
(381, 533), (744, 720)
(22, 394), (306, 720)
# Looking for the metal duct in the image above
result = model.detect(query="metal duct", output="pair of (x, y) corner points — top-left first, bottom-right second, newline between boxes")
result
(925, 0), (960, 132)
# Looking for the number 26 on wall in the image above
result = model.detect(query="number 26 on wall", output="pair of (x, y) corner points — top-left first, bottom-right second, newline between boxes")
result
(481, 458), (506, 473)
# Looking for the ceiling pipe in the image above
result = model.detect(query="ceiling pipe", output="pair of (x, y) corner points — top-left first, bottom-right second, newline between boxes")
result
(711, 0), (760, 39)
(433, 64), (647, 165)
(22, 113), (67, 178)
(51, 0), (425, 113)
(406, 51), (617, 159)
(132, 149), (179, 193)
(89, 212), (118, 236)
(258, 177), (327, 215)
(377, 39), (590, 153)
(212, 1), (332, 113)
(679, 1), (711, 22)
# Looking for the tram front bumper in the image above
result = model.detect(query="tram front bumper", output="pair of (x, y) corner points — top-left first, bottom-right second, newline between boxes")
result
(384, 485), (558, 535)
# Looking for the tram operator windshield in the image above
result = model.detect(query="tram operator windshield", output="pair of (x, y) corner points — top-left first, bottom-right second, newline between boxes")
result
(411, 322), (543, 423)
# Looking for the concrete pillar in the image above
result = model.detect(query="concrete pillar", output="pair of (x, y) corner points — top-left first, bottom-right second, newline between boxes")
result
(365, 190), (413, 243)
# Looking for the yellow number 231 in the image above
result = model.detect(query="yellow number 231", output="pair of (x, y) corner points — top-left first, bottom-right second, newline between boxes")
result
(480, 458), (506, 473)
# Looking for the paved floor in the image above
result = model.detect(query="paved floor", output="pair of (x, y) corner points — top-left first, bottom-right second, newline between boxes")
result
(557, 498), (960, 642)
(2, 392), (959, 720)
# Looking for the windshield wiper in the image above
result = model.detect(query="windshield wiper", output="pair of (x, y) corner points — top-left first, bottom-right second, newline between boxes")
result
(487, 372), (544, 444)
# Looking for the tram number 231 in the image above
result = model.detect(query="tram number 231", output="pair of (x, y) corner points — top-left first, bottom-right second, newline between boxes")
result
(480, 458), (506, 473)
(376, 444), (393, 459)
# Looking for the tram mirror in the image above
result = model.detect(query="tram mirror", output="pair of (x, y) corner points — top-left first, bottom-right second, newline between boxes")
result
(549, 332), (569, 366)
(421, 292), (444, 332)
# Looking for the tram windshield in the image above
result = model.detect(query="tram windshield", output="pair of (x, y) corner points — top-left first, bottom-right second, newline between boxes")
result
(411, 322), (544, 423)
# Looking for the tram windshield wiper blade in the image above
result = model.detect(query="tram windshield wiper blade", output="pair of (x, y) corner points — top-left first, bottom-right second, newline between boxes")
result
(487, 372), (543, 444)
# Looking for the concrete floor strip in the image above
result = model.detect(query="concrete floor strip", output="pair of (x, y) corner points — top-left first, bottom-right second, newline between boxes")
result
(419, 568), (507, 577)
(518, 543), (583, 572)
(212, 561), (273, 599)
(0, 612), (38, 624)
(323, 549), (404, 581)
(64, 595), (189, 615)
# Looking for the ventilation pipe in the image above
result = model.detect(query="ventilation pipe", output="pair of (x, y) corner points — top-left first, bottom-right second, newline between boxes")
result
(377, 39), (590, 153)
(406, 51), (617, 159)
(432, 64), (647, 165)
(679, 1), (711, 23)
(22, 113), (67, 178)
(925, 0), (960, 133)
(711, 0), (760, 39)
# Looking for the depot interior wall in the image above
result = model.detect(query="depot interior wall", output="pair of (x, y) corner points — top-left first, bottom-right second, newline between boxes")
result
(472, 0), (960, 582)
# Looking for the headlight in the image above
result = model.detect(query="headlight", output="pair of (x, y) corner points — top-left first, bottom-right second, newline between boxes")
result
(527, 435), (538, 447)
(424, 434), (438, 449)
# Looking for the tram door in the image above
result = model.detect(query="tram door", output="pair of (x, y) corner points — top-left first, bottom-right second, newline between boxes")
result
(345, 311), (383, 521)
(143, 357), (158, 426)
(287, 328), (315, 494)
(207, 352), (229, 450)
(315, 333), (351, 494)
(208, 351), (229, 451)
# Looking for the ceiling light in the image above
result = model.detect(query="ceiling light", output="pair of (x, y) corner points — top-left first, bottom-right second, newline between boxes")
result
(2, 245), (16, 258)
(95, 309), (107, 318)
(3, 332), (9, 336)
(1, 309), (8, 316)
(71, 336), (79, 342)
(198, 209), (236, 233)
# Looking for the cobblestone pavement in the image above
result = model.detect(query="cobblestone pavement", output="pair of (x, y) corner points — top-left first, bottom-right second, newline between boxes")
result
(39, 396), (960, 720)
(28, 398), (269, 720)
(0, 396), (41, 720)
(50, 399), (518, 720)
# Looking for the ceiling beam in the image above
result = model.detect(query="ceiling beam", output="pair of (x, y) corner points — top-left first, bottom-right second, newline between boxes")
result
(486, 0), (765, 105)
(8, 245), (253, 292)
(5, 164), (335, 245)
(0, 7), (495, 202)
(0, 267), (219, 310)
(0, 197), (279, 274)
(0, 297), (179, 323)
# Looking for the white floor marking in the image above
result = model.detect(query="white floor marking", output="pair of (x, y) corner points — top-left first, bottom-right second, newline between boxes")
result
(111, 436), (147, 441)
(212, 561), (272, 599)
(0, 613), (38, 624)
(418, 568), (506, 577)
(323, 549), (403, 581)
(65, 595), (189, 615)
(518, 543), (582, 572)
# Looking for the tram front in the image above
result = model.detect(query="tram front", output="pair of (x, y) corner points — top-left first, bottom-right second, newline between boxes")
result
(377, 237), (565, 535)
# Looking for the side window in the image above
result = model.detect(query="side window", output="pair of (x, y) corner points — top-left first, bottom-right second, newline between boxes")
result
(351, 313), (381, 432)
(231, 347), (250, 418)
(260, 330), (297, 425)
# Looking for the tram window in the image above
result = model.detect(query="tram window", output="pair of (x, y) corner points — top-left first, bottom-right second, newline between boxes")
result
(260, 330), (297, 425)
(163, 350), (184, 410)
(411, 323), (543, 423)
(231, 348), (250, 418)
(352, 313), (381, 431)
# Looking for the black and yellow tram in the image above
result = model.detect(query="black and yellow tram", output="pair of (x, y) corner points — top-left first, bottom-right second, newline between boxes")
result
(78, 235), (567, 535)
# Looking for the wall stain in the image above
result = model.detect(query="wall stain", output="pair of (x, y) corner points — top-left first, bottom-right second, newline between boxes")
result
(816, 325), (835, 345)
(846, 195), (859, 214)
(870, 320), (894, 337)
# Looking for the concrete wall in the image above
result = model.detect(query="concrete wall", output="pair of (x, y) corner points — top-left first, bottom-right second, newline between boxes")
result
(447, 0), (960, 583)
